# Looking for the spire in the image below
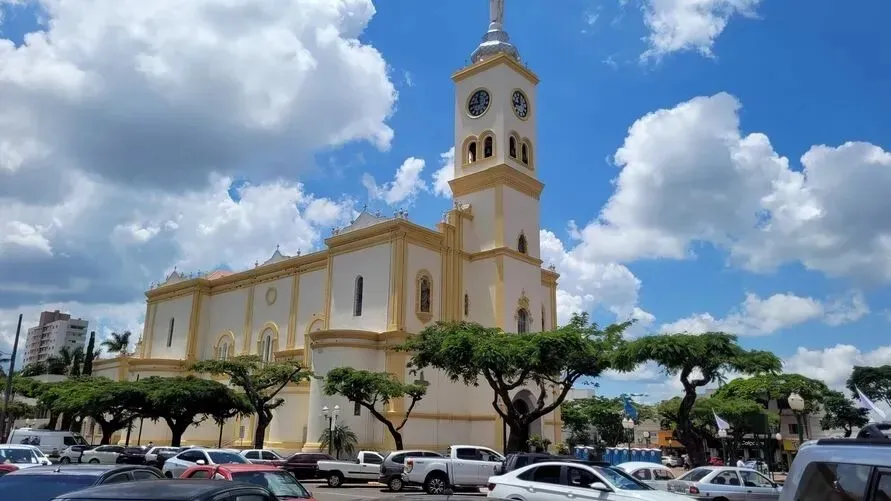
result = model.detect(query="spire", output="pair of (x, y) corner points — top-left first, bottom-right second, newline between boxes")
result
(471, 0), (520, 64)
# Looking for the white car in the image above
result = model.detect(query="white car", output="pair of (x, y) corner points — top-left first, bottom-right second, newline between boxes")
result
(144, 446), (181, 465)
(0, 444), (50, 469)
(615, 461), (677, 490)
(487, 461), (692, 501)
(161, 448), (249, 478)
(239, 449), (285, 464)
(81, 445), (126, 464)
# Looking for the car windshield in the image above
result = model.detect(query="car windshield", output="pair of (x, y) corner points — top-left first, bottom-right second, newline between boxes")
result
(71, 434), (89, 445)
(123, 448), (145, 454)
(0, 448), (38, 464)
(593, 466), (653, 491)
(208, 451), (248, 464)
(232, 471), (311, 499)
(0, 475), (96, 500)
(678, 468), (712, 482)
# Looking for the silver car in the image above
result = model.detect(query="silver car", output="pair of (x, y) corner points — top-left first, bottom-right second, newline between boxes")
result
(667, 466), (782, 500)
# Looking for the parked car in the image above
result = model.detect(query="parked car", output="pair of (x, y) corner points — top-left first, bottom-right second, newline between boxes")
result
(279, 452), (334, 479)
(487, 461), (690, 501)
(144, 446), (182, 467)
(667, 466), (782, 500)
(0, 463), (18, 476)
(501, 452), (609, 474)
(316, 450), (384, 487)
(58, 446), (96, 464)
(6, 428), (88, 458)
(239, 449), (286, 465)
(379, 450), (442, 491)
(17, 445), (53, 466)
(402, 445), (504, 494)
(161, 448), (248, 478)
(661, 455), (682, 467)
(181, 463), (316, 499)
(0, 444), (51, 468)
(115, 447), (149, 465)
(615, 461), (677, 490)
(0, 464), (163, 501)
(81, 445), (126, 464)
(49, 479), (275, 501)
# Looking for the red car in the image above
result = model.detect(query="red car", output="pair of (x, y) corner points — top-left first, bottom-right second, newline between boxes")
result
(180, 463), (315, 501)
(0, 464), (18, 476)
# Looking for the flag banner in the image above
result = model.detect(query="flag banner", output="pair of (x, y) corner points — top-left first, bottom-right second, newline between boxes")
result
(623, 396), (638, 420)
(856, 387), (888, 420)
(713, 410), (731, 431)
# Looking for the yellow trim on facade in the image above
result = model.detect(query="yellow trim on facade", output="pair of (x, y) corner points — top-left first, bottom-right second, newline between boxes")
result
(242, 287), (255, 354)
(449, 163), (544, 200)
(185, 291), (202, 360)
(494, 184), (504, 247)
(144, 303), (157, 359)
(471, 246), (542, 267)
(323, 253), (333, 329)
(256, 321), (280, 356)
(495, 255), (505, 329)
(415, 269), (434, 324)
(286, 274), (299, 349)
(451, 52), (540, 86)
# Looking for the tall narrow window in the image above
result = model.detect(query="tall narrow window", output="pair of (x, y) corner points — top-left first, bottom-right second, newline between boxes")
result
(167, 318), (174, 347)
(262, 334), (273, 363)
(521, 143), (529, 164)
(467, 142), (477, 163)
(220, 342), (230, 361)
(517, 233), (528, 254)
(509, 136), (517, 158)
(541, 306), (546, 331)
(419, 277), (431, 313)
(483, 136), (493, 158)
(353, 276), (364, 317)
(464, 293), (470, 317)
(517, 309), (529, 334)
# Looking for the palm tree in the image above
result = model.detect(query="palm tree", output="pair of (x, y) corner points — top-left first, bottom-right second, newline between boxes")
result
(319, 423), (358, 459)
(100, 331), (131, 356)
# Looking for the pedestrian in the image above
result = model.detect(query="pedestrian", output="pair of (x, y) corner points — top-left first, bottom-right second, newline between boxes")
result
(736, 456), (745, 468)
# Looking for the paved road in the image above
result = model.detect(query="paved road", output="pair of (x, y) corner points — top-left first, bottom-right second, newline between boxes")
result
(303, 480), (486, 501)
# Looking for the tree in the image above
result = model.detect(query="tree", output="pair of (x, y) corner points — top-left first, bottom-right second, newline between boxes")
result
(138, 376), (245, 447)
(821, 390), (868, 438)
(847, 365), (891, 407)
(319, 423), (358, 459)
(68, 348), (84, 377)
(323, 368), (426, 451)
(191, 355), (310, 448)
(399, 313), (628, 452)
(82, 332), (97, 376)
(561, 396), (655, 447)
(101, 331), (131, 356)
(38, 377), (145, 444)
(713, 373), (830, 414)
(613, 332), (781, 466)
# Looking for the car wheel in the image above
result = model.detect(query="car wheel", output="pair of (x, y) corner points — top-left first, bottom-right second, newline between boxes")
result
(327, 472), (344, 488)
(59, 457), (71, 464)
(388, 476), (404, 492)
(424, 473), (448, 495)
(165, 471), (174, 478)
(88, 459), (100, 464)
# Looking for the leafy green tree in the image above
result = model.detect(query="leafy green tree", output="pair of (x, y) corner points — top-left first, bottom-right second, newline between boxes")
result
(847, 365), (891, 407)
(820, 390), (868, 437)
(101, 331), (131, 356)
(6, 400), (36, 421)
(38, 377), (145, 444)
(319, 423), (358, 459)
(191, 355), (310, 448)
(138, 376), (245, 447)
(68, 348), (84, 377)
(561, 396), (655, 447)
(82, 332), (97, 376)
(399, 313), (628, 452)
(613, 333), (781, 466)
(323, 367), (426, 450)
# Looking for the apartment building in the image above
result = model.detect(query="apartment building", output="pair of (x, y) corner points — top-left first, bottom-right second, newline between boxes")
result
(22, 310), (88, 366)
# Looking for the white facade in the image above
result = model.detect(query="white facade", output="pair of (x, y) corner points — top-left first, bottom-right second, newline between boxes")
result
(23, 311), (89, 366)
(94, 8), (562, 453)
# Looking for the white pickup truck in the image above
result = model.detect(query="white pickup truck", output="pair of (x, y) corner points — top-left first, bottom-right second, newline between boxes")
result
(403, 445), (505, 494)
(316, 450), (385, 487)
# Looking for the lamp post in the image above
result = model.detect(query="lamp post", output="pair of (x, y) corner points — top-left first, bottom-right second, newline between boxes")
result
(787, 393), (806, 445)
(321, 404), (340, 457)
(642, 431), (651, 447)
(622, 418), (635, 457)
(717, 428), (727, 465)
(774, 432), (783, 480)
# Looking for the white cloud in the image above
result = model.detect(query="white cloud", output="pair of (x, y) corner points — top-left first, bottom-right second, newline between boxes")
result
(362, 157), (428, 206)
(570, 92), (891, 284)
(783, 344), (891, 393)
(660, 290), (869, 336)
(431, 148), (455, 198)
(641, 0), (761, 60)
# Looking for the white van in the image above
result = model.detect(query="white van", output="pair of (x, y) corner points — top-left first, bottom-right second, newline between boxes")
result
(6, 428), (89, 457)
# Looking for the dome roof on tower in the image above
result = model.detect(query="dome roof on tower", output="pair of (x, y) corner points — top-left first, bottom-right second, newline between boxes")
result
(470, 25), (520, 64)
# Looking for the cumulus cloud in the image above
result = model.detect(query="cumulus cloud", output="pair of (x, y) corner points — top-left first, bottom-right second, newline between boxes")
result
(431, 148), (455, 198)
(641, 0), (761, 60)
(569, 92), (891, 284)
(784, 344), (891, 393)
(362, 157), (428, 206)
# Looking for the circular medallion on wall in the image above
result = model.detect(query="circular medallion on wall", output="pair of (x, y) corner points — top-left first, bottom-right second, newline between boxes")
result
(265, 286), (277, 305)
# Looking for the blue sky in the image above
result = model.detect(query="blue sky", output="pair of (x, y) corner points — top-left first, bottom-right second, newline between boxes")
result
(1, 0), (890, 402)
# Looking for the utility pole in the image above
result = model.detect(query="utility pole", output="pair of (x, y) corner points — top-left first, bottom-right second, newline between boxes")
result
(0, 314), (24, 441)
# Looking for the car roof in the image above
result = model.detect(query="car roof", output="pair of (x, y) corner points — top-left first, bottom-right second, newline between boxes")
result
(56, 479), (264, 500)
(7, 464), (158, 476)
(0, 444), (40, 449)
(616, 461), (670, 470)
(199, 464), (282, 472)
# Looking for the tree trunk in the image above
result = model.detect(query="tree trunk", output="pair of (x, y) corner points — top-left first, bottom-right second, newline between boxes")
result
(843, 427), (852, 438)
(99, 423), (117, 445)
(676, 389), (707, 466)
(47, 411), (59, 430)
(253, 409), (272, 449)
(60, 414), (73, 431)
(165, 418), (190, 447)
(506, 421), (529, 453)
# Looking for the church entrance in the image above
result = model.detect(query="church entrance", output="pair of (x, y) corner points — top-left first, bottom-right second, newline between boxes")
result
(508, 390), (543, 452)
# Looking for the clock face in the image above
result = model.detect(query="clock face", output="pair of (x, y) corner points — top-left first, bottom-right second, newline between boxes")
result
(512, 90), (529, 119)
(467, 89), (491, 117)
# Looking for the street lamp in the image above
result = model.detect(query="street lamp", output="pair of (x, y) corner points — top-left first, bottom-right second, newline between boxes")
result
(642, 431), (651, 447)
(321, 404), (340, 456)
(773, 433), (783, 480)
(787, 393), (806, 444)
(622, 418), (635, 457)
(717, 429), (727, 465)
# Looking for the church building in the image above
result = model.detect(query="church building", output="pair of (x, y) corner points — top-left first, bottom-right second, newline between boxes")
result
(94, 1), (562, 453)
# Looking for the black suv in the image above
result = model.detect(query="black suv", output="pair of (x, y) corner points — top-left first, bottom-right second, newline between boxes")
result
(0, 464), (164, 501)
(501, 452), (609, 473)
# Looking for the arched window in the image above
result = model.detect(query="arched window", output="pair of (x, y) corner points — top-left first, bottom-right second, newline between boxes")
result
(353, 276), (364, 317)
(467, 141), (477, 163)
(483, 136), (493, 158)
(541, 305), (546, 332)
(517, 308), (529, 334)
(262, 333), (273, 363)
(521, 143), (529, 165)
(419, 277), (431, 313)
(517, 233), (528, 254)
(464, 293), (470, 317)
(509, 136), (517, 158)
(218, 342), (230, 361)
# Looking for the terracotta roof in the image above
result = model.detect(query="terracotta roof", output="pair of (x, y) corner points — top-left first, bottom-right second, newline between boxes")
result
(204, 270), (234, 280)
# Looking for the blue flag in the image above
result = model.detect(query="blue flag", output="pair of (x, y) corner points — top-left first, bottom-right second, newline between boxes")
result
(623, 396), (638, 420)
